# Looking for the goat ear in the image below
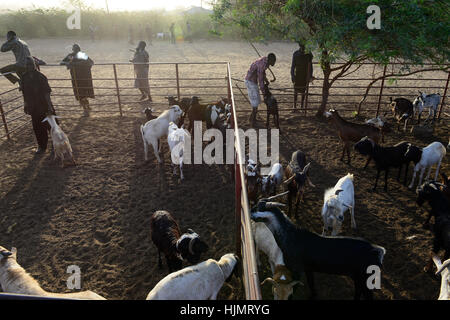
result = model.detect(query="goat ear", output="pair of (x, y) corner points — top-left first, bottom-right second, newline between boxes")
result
(42, 117), (49, 123)
(11, 247), (17, 256)
(261, 277), (275, 286)
(335, 189), (344, 196)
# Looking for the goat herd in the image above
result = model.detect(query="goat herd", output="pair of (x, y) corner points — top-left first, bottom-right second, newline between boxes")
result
(246, 91), (449, 300)
(0, 90), (449, 300)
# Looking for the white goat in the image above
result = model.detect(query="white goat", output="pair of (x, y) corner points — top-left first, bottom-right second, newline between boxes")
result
(146, 253), (238, 300)
(413, 92), (441, 123)
(432, 255), (450, 300)
(406, 142), (446, 189)
(261, 163), (283, 196)
(365, 115), (385, 128)
(0, 246), (105, 300)
(42, 115), (75, 168)
(251, 221), (299, 300)
(167, 122), (190, 181)
(141, 105), (183, 163)
(321, 173), (355, 236)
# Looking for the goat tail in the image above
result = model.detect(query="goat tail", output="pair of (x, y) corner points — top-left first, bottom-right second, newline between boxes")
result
(373, 245), (386, 266)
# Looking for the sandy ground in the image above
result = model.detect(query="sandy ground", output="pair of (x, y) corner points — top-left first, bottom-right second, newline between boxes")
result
(0, 39), (449, 300)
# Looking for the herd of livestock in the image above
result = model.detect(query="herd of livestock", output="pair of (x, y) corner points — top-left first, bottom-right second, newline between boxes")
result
(1, 90), (449, 300)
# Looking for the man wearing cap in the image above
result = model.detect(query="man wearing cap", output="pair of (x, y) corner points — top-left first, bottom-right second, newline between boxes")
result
(244, 53), (276, 127)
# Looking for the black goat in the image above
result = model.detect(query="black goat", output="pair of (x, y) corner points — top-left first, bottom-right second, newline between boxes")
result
(150, 210), (209, 272)
(416, 182), (450, 272)
(187, 96), (229, 132)
(354, 137), (411, 191)
(283, 150), (315, 216)
(251, 199), (386, 300)
(263, 90), (280, 129)
(390, 97), (414, 131)
(143, 107), (157, 122)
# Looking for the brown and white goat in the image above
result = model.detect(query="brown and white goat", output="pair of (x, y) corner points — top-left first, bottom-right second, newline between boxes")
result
(324, 109), (381, 166)
(283, 150), (315, 216)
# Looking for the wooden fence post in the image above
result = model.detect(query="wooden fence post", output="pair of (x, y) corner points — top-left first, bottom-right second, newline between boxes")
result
(112, 64), (123, 117)
(376, 64), (387, 117)
(175, 63), (180, 101)
(438, 72), (450, 120)
(0, 99), (10, 140)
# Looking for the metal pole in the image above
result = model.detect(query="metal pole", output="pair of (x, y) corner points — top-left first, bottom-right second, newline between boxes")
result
(175, 63), (180, 101)
(438, 72), (450, 120)
(0, 99), (10, 140)
(304, 61), (311, 116)
(376, 64), (387, 117)
(113, 64), (123, 117)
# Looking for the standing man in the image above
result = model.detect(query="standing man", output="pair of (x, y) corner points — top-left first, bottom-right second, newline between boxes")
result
(131, 41), (152, 102)
(0, 31), (31, 87)
(291, 42), (313, 112)
(170, 23), (176, 44)
(245, 53), (276, 127)
(145, 24), (153, 45)
(186, 21), (192, 43)
(21, 57), (57, 154)
(60, 44), (95, 113)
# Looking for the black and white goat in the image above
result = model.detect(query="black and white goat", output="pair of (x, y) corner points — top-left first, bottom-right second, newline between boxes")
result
(250, 196), (386, 300)
(413, 92), (441, 124)
(389, 97), (414, 131)
(404, 141), (446, 189)
(150, 210), (209, 272)
(354, 137), (412, 191)
(416, 182), (450, 273)
(143, 107), (157, 122)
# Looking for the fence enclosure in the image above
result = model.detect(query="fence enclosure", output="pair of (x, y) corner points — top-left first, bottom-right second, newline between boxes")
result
(0, 60), (448, 300)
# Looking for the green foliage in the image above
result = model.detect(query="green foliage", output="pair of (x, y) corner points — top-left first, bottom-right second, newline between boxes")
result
(213, 0), (450, 66)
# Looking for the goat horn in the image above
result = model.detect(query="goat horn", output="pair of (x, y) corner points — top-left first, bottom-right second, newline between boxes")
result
(266, 191), (289, 201)
(283, 175), (295, 184)
(265, 202), (287, 209)
(302, 162), (311, 174)
(436, 259), (450, 275)
(261, 277), (275, 286)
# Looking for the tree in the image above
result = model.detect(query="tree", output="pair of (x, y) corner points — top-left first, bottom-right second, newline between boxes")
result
(213, 0), (450, 117)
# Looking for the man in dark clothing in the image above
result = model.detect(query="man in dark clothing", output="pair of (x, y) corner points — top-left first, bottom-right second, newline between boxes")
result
(130, 41), (152, 101)
(0, 31), (31, 85)
(170, 23), (176, 44)
(21, 57), (56, 154)
(291, 42), (313, 111)
(60, 44), (95, 113)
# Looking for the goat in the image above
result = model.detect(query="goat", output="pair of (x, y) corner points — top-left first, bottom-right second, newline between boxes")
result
(260, 265), (301, 300)
(42, 115), (75, 168)
(404, 141), (446, 189)
(187, 96), (229, 132)
(166, 96), (192, 126)
(354, 137), (411, 191)
(141, 105), (183, 163)
(0, 246), (105, 299)
(365, 114), (391, 143)
(432, 256), (450, 300)
(246, 159), (261, 205)
(167, 122), (190, 181)
(150, 210), (209, 272)
(261, 163), (284, 197)
(263, 89), (280, 129)
(143, 107), (157, 122)
(146, 253), (238, 300)
(250, 197), (386, 300)
(251, 220), (299, 300)
(416, 182), (450, 274)
(441, 173), (450, 201)
(282, 150), (315, 216)
(324, 109), (381, 165)
(413, 92), (441, 124)
(389, 97), (414, 131)
(321, 173), (356, 236)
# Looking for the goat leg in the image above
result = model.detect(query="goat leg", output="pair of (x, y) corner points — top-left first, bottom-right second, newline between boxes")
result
(373, 169), (381, 191)
(158, 250), (162, 268)
(306, 271), (317, 300)
(384, 168), (389, 192)
(363, 156), (372, 170)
